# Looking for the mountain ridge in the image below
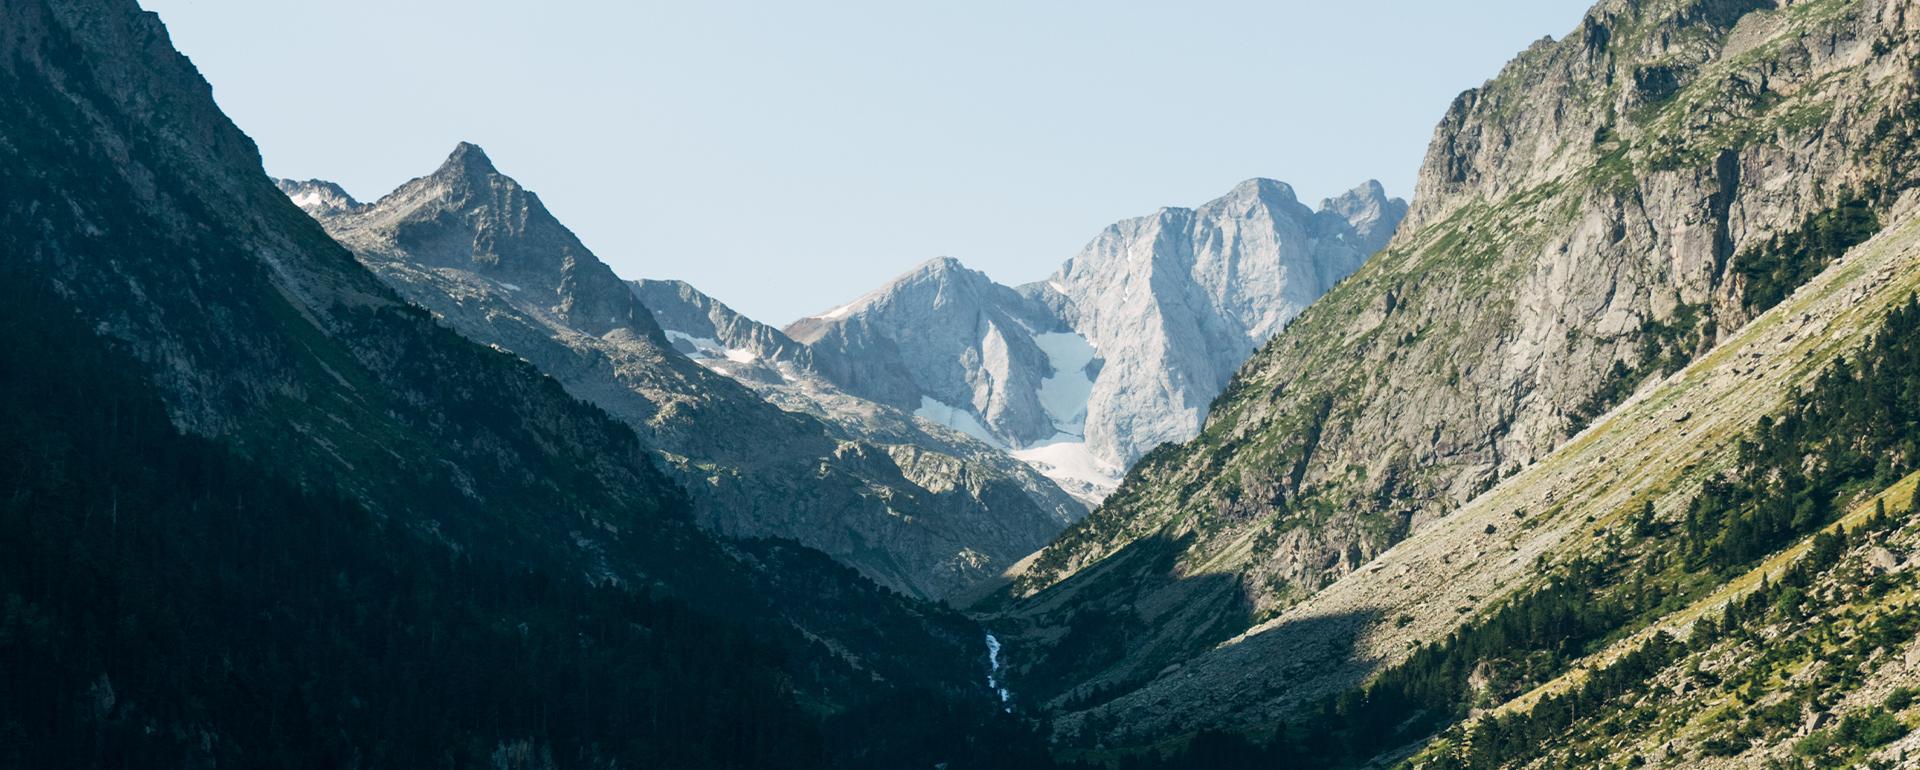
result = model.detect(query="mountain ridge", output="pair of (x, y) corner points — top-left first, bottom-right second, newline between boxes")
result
(287, 145), (1085, 600)
(781, 178), (1405, 502)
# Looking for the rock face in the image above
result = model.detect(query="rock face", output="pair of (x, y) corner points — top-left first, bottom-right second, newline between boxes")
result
(632, 277), (815, 385)
(787, 181), (1406, 501)
(291, 147), (1084, 600)
(631, 278), (1093, 599)
(992, 0), (1920, 744)
(1039, 179), (1406, 467)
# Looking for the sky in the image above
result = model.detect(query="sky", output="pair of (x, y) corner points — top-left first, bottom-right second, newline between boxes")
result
(141, 0), (1594, 326)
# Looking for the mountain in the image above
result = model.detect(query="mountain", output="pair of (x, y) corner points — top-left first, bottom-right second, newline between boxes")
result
(0, 1), (1046, 766)
(786, 180), (1406, 501)
(285, 146), (1083, 600)
(628, 277), (1089, 573)
(986, 0), (1920, 756)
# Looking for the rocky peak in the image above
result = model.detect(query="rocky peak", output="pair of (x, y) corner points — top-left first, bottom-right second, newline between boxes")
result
(438, 141), (498, 179)
(274, 178), (361, 216)
(1040, 176), (1404, 466)
(1212, 177), (1304, 210)
(890, 257), (1001, 304)
(317, 143), (655, 340)
(791, 177), (1403, 501)
(1320, 180), (1408, 253)
(632, 278), (815, 382)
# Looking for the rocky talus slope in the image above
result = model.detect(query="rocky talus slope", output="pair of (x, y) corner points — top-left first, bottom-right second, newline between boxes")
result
(991, 0), (1920, 720)
(287, 150), (1082, 601)
(787, 181), (1404, 501)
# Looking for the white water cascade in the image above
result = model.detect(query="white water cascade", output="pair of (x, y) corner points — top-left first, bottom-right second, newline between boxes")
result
(984, 632), (1012, 711)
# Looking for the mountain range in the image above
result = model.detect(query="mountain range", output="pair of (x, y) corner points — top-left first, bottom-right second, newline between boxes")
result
(276, 148), (1083, 602)
(788, 178), (1405, 501)
(278, 149), (1401, 597)
(13, 0), (1920, 768)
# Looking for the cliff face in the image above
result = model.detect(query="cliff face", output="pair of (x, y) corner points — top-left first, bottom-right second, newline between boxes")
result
(296, 149), (1083, 600)
(996, 0), (1920, 730)
(1038, 179), (1405, 467)
(787, 181), (1404, 502)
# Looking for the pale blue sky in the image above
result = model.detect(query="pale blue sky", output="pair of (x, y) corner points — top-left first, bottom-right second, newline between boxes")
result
(142, 0), (1592, 325)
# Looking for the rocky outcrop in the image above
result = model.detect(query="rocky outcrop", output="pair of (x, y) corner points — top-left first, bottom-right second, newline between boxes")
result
(274, 178), (361, 216)
(789, 256), (1066, 448)
(787, 181), (1405, 501)
(632, 277), (814, 385)
(994, 0), (1920, 738)
(291, 148), (1084, 600)
(1037, 179), (1406, 466)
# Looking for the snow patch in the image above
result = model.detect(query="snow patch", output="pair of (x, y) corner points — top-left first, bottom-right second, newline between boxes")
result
(1011, 435), (1122, 503)
(813, 301), (858, 320)
(668, 326), (756, 366)
(914, 397), (1002, 448)
(664, 329), (724, 355)
(1032, 331), (1095, 434)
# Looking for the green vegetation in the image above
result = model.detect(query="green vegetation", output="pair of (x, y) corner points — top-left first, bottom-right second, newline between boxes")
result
(1121, 295), (1920, 769)
(1734, 198), (1882, 316)
(1683, 296), (1920, 571)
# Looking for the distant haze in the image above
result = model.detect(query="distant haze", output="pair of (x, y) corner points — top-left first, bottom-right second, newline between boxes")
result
(141, 0), (1591, 325)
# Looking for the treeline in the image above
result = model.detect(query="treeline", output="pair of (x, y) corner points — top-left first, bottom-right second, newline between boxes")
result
(1107, 554), (1667, 770)
(1684, 296), (1920, 570)
(1735, 197), (1881, 316)
(1460, 505), (1915, 769)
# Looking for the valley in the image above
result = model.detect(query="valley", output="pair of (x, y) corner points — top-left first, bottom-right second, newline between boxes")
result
(9, 0), (1920, 767)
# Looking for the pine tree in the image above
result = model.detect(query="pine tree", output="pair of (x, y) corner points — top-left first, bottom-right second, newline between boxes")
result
(1631, 500), (1657, 537)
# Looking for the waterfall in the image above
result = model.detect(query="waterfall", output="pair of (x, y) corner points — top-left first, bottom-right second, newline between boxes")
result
(984, 632), (1012, 711)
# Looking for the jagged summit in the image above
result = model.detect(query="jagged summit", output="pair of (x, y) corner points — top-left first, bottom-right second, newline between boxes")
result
(292, 145), (1085, 600)
(1216, 177), (1301, 207)
(273, 177), (361, 215)
(789, 177), (1404, 501)
(436, 140), (499, 179)
(914, 255), (969, 274)
(322, 142), (649, 338)
(1319, 179), (1408, 253)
